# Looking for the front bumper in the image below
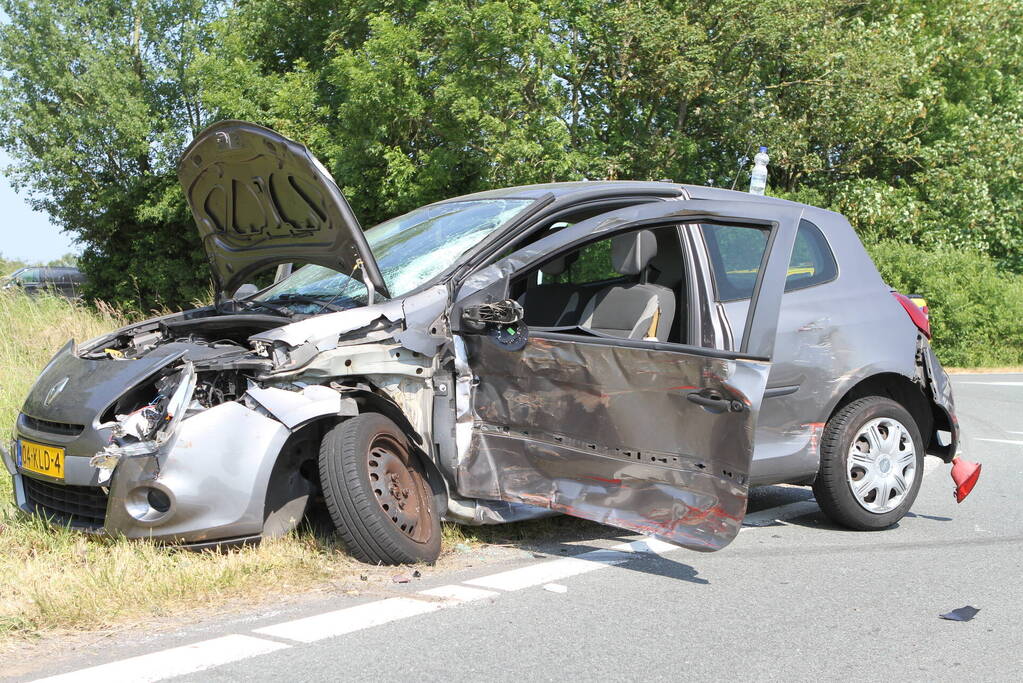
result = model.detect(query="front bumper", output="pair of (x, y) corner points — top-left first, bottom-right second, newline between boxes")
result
(6, 401), (291, 544)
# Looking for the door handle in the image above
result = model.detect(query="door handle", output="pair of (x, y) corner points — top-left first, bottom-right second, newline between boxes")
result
(687, 390), (745, 413)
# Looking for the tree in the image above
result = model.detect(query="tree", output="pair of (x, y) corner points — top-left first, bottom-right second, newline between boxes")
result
(0, 0), (219, 310)
(2, 0), (1022, 312)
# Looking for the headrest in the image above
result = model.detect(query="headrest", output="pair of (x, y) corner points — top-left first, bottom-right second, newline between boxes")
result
(541, 252), (577, 276)
(611, 230), (657, 275)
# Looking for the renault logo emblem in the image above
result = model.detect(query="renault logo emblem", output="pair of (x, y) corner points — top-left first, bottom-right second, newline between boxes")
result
(44, 377), (69, 406)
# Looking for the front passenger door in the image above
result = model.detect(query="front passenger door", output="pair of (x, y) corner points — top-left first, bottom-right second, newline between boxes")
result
(452, 200), (802, 551)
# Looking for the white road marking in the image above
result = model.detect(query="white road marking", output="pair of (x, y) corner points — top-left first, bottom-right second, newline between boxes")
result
(957, 381), (1023, 386)
(463, 538), (681, 592)
(924, 455), (944, 477)
(253, 596), (443, 643)
(418, 584), (499, 603)
(543, 583), (568, 593)
(976, 438), (1023, 446)
(31, 503), (813, 682)
(465, 547), (636, 591)
(33, 634), (289, 683)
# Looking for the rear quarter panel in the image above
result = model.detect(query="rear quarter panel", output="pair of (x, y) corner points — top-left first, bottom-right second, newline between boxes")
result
(743, 208), (921, 484)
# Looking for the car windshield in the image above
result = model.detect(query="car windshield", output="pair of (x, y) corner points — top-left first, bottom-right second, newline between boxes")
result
(255, 198), (532, 310)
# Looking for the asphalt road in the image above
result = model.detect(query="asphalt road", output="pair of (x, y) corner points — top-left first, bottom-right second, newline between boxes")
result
(11, 374), (1023, 682)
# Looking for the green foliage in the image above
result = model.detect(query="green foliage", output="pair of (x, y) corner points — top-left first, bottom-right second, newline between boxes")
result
(0, 254), (28, 276)
(867, 241), (1023, 367)
(0, 0), (1021, 362)
(0, 0), (219, 311)
(551, 239), (616, 284)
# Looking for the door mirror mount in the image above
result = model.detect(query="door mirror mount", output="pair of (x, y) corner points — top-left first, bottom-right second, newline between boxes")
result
(461, 299), (524, 332)
(461, 299), (529, 350)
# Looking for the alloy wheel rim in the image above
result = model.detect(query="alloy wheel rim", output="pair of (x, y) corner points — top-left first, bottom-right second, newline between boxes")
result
(367, 434), (432, 543)
(846, 417), (916, 514)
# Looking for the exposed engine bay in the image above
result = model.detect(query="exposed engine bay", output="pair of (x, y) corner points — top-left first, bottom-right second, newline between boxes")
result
(81, 311), (281, 412)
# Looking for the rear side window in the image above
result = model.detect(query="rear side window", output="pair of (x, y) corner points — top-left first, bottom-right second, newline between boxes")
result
(547, 239), (618, 285)
(785, 220), (838, 292)
(699, 224), (770, 301)
(17, 268), (41, 284)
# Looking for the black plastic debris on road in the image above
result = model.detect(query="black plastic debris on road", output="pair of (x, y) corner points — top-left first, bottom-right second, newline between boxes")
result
(940, 606), (980, 621)
(742, 520), (784, 528)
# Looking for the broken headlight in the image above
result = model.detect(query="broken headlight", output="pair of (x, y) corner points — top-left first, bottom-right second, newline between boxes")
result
(90, 362), (197, 479)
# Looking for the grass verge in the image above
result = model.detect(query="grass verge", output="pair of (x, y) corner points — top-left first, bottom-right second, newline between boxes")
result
(945, 366), (1023, 374)
(0, 292), (498, 645)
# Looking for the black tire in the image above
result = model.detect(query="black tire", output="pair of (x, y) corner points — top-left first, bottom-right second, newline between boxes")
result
(318, 413), (441, 565)
(813, 396), (924, 530)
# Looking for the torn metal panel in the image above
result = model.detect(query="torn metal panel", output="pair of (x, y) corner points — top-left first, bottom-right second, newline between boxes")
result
(456, 333), (771, 551)
(245, 384), (357, 430)
(374, 375), (434, 447)
(1, 439), (16, 476)
(442, 492), (557, 525)
(452, 336), (475, 469)
(921, 337), (959, 459)
(252, 298), (405, 349)
(90, 362), (197, 484)
(250, 286), (448, 357)
(276, 342), (434, 382)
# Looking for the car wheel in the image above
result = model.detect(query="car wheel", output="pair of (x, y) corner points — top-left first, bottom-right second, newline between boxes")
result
(318, 413), (441, 565)
(813, 396), (924, 530)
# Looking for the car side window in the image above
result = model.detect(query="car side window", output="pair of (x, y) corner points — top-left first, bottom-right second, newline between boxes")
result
(699, 224), (770, 301)
(18, 268), (41, 284)
(785, 220), (838, 292)
(546, 239), (619, 285)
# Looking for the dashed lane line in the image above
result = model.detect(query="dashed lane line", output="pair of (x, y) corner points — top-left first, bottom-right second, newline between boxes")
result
(28, 502), (830, 683)
(34, 634), (290, 683)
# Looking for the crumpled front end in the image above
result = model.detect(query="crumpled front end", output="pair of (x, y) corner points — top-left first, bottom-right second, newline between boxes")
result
(5, 286), (463, 545)
(5, 338), (299, 544)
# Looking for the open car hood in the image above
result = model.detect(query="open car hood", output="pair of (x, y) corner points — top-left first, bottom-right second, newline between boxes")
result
(177, 121), (387, 299)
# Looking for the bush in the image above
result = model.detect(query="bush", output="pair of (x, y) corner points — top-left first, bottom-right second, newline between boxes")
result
(866, 240), (1023, 367)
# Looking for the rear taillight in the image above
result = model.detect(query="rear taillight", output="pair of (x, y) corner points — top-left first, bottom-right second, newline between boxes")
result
(892, 291), (931, 338)
(907, 293), (929, 317)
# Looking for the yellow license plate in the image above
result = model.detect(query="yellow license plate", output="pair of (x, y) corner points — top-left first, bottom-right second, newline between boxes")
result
(19, 439), (65, 480)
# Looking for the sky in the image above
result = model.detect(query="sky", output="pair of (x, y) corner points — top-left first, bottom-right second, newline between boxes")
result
(0, 148), (79, 263)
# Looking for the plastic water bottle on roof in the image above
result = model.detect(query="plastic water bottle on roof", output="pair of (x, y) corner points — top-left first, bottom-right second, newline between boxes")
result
(748, 146), (769, 196)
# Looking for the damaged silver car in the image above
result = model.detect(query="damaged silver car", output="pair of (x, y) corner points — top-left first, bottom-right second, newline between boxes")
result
(3, 121), (969, 565)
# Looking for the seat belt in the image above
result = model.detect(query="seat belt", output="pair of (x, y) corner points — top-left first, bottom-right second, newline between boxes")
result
(644, 306), (661, 340)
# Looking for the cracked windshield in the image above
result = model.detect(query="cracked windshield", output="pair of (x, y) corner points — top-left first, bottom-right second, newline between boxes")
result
(255, 198), (532, 311)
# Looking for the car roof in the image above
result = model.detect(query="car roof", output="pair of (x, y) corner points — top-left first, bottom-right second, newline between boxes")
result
(434, 180), (812, 210)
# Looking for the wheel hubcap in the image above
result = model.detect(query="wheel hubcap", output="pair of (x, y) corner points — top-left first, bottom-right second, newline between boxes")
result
(847, 417), (916, 514)
(367, 434), (432, 543)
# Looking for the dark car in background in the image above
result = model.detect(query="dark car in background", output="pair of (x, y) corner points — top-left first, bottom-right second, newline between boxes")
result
(2, 266), (85, 298)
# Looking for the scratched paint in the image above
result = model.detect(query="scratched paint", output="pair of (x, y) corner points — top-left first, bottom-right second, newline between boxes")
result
(456, 332), (771, 551)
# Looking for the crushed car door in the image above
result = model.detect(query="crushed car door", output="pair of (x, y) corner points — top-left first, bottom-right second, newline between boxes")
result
(452, 200), (801, 551)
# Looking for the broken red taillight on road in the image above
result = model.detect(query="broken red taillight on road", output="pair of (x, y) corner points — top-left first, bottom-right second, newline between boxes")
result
(951, 457), (981, 503)
(892, 291), (931, 338)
